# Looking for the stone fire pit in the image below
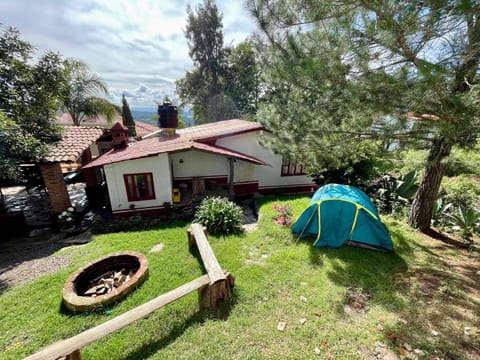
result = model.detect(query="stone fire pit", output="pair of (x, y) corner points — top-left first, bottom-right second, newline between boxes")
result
(62, 251), (148, 312)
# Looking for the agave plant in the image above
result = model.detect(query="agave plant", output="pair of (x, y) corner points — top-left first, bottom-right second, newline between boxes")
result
(431, 197), (453, 228)
(449, 205), (480, 242)
(376, 170), (419, 213)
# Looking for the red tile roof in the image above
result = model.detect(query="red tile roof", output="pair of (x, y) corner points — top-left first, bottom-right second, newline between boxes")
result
(83, 119), (268, 169)
(42, 126), (105, 163)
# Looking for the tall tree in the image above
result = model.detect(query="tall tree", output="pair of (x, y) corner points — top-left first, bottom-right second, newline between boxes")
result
(249, 0), (480, 231)
(61, 59), (117, 126)
(176, 0), (226, 124)
(224, 41), (261, 119)
(121, 94), (136, 137)
(0, 26), (65, 182)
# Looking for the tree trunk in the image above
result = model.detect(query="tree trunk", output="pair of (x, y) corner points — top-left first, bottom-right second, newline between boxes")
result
(408, 137), (452, 231)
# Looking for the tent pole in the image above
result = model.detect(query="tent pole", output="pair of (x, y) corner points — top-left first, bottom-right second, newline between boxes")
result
(295, 204), (318, 244)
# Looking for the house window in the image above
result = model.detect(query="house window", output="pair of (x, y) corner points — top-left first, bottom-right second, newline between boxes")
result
(281, 158), (305, 176)
(123, 173), (156, 201)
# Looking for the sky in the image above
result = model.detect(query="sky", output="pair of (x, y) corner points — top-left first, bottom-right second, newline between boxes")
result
(0, 0), (257, 107)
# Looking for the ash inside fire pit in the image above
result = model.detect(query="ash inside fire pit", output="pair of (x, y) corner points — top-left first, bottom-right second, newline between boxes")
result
(63, 251), (148, 312)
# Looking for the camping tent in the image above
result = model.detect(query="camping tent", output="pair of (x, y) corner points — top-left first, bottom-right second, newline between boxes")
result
(292, 184), (393, 251)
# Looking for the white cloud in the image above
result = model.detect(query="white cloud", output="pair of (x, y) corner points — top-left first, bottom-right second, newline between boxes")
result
(0, 0), (256, 106)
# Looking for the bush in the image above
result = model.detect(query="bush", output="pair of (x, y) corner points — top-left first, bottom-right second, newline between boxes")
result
(193, 196), (243, 235)
(440, 175), (480, 209)
(444, 143), (480, 176)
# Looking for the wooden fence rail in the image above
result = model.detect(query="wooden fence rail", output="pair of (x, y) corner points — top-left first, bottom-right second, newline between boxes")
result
(25, 224), (234, 360)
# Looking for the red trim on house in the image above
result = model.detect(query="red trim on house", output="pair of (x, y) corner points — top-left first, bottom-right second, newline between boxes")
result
(113, 205), (169, 219)
(233, 181), (259, 194)
(258, 184), (319, 195)
(123, 172), (156, 202)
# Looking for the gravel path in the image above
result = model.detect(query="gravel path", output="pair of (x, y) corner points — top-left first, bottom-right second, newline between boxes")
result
(0, 231), (92, 293)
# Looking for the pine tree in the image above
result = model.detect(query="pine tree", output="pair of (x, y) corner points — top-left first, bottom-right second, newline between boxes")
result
(249, 0), (480, 231)
(121, 94), (136, 137)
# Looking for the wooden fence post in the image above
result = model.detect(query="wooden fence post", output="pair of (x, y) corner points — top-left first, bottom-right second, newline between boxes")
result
(187, 223), (235, 308)
(198, 272), (235, 308)
(66, 349), (82, 360)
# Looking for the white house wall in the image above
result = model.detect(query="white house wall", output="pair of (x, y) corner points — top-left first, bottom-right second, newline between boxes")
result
(104, 154), (172, 213)
(171, 150), (229, 179)
(215, 131), (315, 190)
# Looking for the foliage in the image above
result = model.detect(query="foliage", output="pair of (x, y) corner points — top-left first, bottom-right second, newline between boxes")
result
(431, 197), (453, 228)
(248, 0), (480, 230)
(176, 1), (260, 123)
(0, 26), (64, 181)
(448, 206), (480, 242)
(224, 41), (260, 118)
(193, 196), (243, 235)
(60, 59), (117, 126)
(272, 202), (293, 226)
(443, 143), (480, 177)
(91, 215), (164, 234)
(121, 94), (136, 137)
(440, 175), (480, 209)
(58, 207), (76, 226)
(0, 111), (46, 182)
(175, 0), (226, 124)
(374, 171), (419, 215)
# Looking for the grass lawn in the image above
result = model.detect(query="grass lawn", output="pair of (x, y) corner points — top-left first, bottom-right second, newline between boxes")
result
(1, 195), (479, 359)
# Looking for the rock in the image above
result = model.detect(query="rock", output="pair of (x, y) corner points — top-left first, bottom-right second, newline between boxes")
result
(403, 342), (412, 352)
(414, 349), (425, 356)
(149, 243), (164, 253)
(277, 321), (286, 332)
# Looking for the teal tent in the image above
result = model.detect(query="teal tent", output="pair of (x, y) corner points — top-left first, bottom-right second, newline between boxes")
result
(292, 184), (393, 251)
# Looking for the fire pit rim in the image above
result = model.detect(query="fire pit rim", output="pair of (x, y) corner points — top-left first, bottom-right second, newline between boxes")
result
(62, 251), (149, 312)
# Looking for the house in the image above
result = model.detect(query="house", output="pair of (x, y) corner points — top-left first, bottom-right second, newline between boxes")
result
(40, 126), (105, 214)
(83, 119), (317, 218)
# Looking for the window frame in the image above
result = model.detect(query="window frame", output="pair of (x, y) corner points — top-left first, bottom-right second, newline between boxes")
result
(123, 172), (156, 202)
(281, 158), (306, 176)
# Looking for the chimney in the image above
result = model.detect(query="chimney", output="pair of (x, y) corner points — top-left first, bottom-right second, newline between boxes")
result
(110, 122), (129, 148)
(158, 101), (178, 136)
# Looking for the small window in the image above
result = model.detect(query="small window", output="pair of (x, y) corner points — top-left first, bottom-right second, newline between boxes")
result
(281, 158), (305, 176)
(123, 173), (156, 201)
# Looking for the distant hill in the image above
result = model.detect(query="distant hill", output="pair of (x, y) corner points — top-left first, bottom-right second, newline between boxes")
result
(131, 106), (193, 126)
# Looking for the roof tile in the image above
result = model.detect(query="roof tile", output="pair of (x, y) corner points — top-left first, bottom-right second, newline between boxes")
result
(83, 120), (267, 168)
(42, 126), (104, 163)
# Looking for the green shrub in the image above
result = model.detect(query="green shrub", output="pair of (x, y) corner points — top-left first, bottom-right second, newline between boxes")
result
(193, 196), (243, 235)
(444, 143), (480, 176)
(440, 175), (480, 209)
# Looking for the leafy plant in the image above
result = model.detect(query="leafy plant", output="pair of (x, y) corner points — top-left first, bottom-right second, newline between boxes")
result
(58, 207), (76, 226)
(440, 175), (480, 209)
(448, 205), (480, 242)
(272, 203), (293, 226)
(431, 197), (453, 228)
(193, 196), (243, 235)
(375, 170), (419, 214)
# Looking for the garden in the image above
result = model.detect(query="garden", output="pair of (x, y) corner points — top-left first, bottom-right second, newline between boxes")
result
(1, 185), (479, 359)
